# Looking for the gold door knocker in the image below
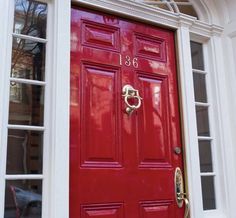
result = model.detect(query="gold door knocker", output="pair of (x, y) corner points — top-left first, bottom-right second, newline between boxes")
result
(122, 84), (142, 115)
(175, 167), (190, 218)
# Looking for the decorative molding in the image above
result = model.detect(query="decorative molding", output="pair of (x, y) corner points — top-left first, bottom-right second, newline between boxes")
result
(72, 0), (224, 37)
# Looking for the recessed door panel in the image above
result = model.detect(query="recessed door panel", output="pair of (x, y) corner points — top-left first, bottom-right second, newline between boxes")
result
(81, 64), (122, 168)
(70, 7), (184, 218)
(137, 75), (170, 167)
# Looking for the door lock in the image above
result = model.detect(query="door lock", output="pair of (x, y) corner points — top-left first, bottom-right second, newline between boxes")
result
(175, 167), (190, 218)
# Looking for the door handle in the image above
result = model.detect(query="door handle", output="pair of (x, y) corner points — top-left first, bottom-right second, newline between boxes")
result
(122, 84), (142, 115)
(175, 167), (190, 218)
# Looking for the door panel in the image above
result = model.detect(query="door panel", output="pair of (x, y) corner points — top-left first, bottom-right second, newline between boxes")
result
(70, 7), (184, 218)
(81, 64), (122, 168)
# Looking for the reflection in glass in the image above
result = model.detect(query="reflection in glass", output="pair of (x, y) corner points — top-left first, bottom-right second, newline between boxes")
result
(9, 83), (44, 126)
(14, 0), (47, 38)
(199, 140), (213, 172)
(7, 130), (43, 174)
(201, 176), (216, 210)
(11, 37), (46, 81)
(4, 180), (42, 218)
(190, 41), (204, 70)
(193, 72), (207, 103)
(177, 5), (198, 18)
(196, 106), (210, 136)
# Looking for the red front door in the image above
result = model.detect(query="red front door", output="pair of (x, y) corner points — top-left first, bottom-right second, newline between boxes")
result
(70, 7), (184, 217)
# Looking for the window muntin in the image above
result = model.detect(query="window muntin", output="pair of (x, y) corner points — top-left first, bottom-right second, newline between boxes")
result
(191, 41), (216, 210)
(135, 0), (198, 18)
(4, 0), (47, 217)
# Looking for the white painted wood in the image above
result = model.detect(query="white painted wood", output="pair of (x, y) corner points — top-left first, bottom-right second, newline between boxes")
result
(198, 136), (213, 140)
(9, 78), (46, 86)
(200, 173), (216, 176)
(207, 34), (236, 218)
(5, 175), (44, 180)
(7, 124), (45, 131)
(176, 24), (204, 218)
(195, 102), (210, 106)
(12, 33), (48, 43)
(0, 0), (14, 217)
(46, 0), (70, 218)
(193, 69), (207, 74)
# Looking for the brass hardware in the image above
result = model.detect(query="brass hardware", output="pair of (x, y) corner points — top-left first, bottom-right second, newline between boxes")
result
(122, 85), (142, 115)
(175, 167), (189, 218)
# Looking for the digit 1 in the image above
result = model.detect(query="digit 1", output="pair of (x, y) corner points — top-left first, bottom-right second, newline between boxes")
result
(119, 54), (122, 66)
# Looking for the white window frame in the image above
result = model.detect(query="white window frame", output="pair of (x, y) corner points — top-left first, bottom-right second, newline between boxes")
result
(0, 0), (234, 217)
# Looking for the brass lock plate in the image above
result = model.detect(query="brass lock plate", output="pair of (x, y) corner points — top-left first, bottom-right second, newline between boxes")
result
(175, 167), (184, 208)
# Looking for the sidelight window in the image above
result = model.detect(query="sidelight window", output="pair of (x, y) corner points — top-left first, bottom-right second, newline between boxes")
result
(191, 41), (216, 210)
(4, 0), (48, 217)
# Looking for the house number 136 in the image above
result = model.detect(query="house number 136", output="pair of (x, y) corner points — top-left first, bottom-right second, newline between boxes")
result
(119, 55), (139, 68)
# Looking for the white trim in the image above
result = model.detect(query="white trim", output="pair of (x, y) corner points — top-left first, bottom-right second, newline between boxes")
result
(193, 69), (207, 74)
(0, 0), (14, 217)
(7, 124), (45, 131)
(195, 102), (210, 107)
(198, 136), (213, 141)
(12, 33), (48, 43)
(176, 24), (204, 218)
(47, 0), (70, 218)
(207, 34), (236, 218)
(9, 78), (46, 86)
(5, 175), (44, 180)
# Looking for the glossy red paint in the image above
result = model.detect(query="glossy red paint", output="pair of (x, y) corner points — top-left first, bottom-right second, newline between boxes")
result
(70, 7), (184, 217)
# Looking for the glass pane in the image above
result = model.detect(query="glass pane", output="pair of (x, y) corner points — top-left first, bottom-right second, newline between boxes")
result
(9, 83), (44, 126)
(193, 72), (207, 102)
(14, 0), (47, 39)
(177, 5), (198, 18)
(7, 130), (43, 174)
(190, 41), (204, 70)
(199, 140), (213, 172)
(11, 37), (46, 81)
(201, 176), (216, 210)
(196, 106), (210, 136)
(4, 180), (42, 218)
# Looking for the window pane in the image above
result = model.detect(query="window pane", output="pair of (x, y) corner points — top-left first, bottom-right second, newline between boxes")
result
(14, 0), (47, 39)
(9, 83), (44, 126)
(190, 41), (204, 70)
(201, 176), (216, 210)
(196, 106), (210, 136)
(177, 5), (198, 18)
(193, 72), (207, 102)
(199, 140), (213, 172)
(11, 37), (46, 81)
(4, 180), (42, 218)
(7, 130), (43, 174)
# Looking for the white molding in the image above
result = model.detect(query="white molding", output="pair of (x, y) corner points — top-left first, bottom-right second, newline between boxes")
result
(5, 175), (44, 180)
(12, 33), (48, 43)
(72, 0), (181, 28)
(176, 25), (204, 218)
(209, 34), (236, 218)
(9, 78), (46, 86)
(0, 0), (14, 217)
(47, 0), (70, 218)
